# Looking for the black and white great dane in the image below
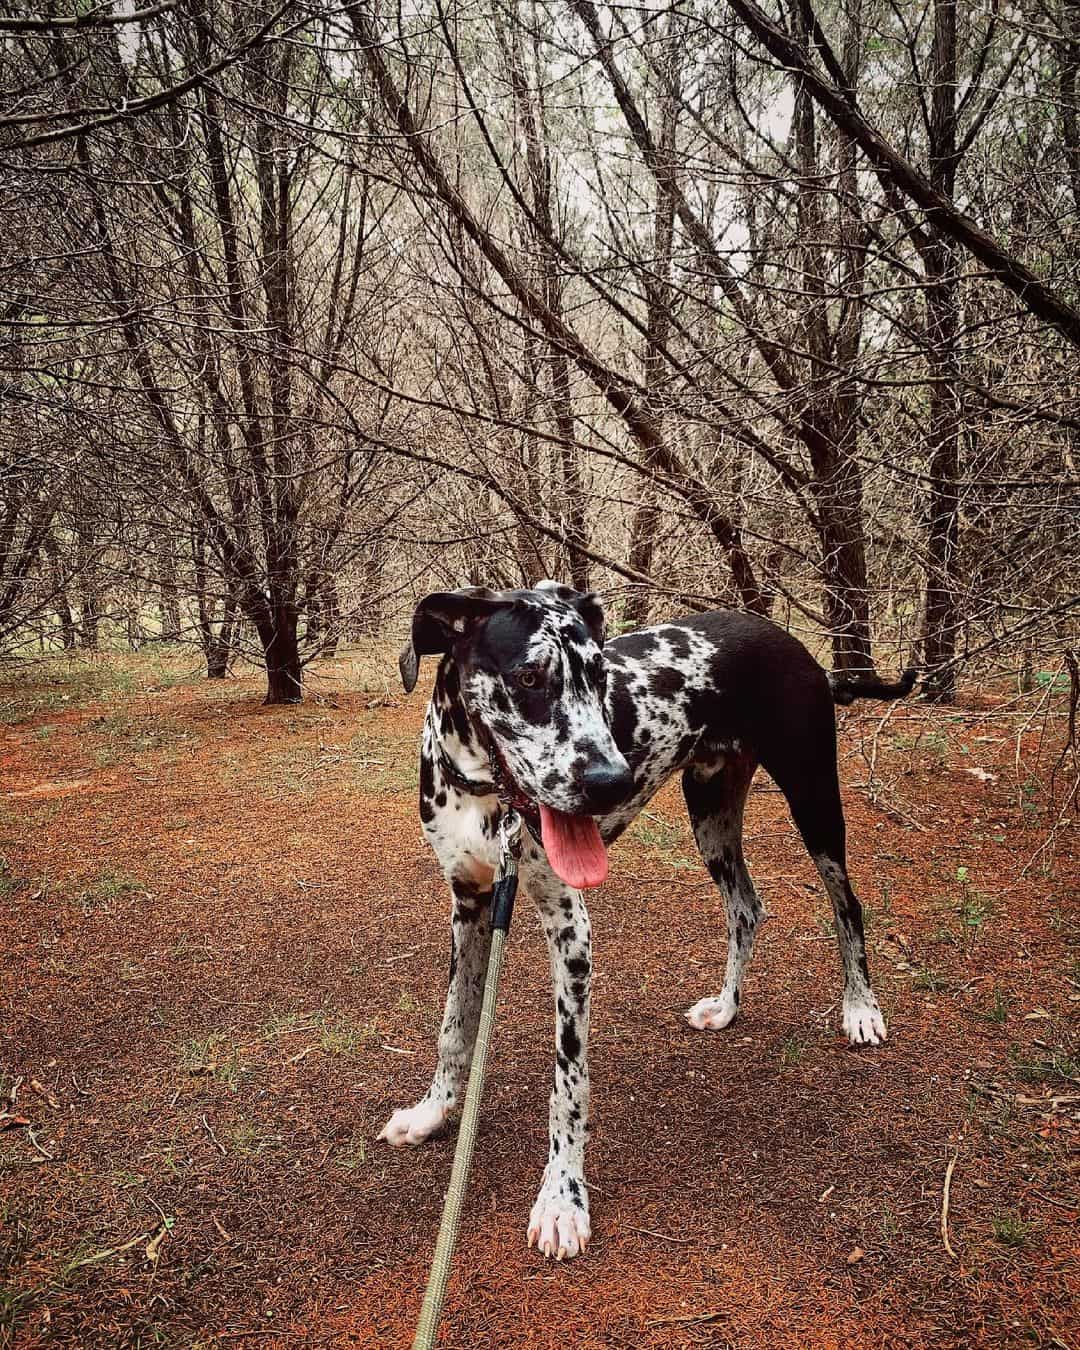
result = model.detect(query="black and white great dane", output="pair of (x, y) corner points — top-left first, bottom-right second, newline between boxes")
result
(381, 581), (914, 1260)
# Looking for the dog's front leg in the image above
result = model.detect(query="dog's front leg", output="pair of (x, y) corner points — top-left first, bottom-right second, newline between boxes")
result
(379, 881), (492, 1146)
(524, 858), (592, 1260)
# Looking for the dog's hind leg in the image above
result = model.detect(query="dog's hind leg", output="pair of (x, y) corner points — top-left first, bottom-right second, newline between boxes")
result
(774, 760), (887, 1047)
(521, 849), (592, 1260)
(379, 880), (492, 1146)
(682, 755), (763, 1031)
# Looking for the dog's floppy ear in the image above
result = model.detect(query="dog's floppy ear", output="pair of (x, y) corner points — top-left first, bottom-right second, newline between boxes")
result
(399, 588), (510, 693)
(535, 580), (607, 648)
(572, 591), (606, 647)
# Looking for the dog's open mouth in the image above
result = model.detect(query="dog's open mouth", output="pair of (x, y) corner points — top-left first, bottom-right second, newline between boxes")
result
(486, 739), (608, 890)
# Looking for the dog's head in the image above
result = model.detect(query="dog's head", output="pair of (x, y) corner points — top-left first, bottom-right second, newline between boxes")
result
(400, 581), (633, 887)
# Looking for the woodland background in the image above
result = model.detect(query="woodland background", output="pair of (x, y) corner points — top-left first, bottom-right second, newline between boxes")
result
(1, 0), (1078, 708)
(1, 6), (1079, 1343)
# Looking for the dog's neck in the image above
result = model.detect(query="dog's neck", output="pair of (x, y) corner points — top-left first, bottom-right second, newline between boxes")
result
(430, 656), (494, 784)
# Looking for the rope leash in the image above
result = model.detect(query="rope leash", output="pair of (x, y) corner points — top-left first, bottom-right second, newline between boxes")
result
(412, 811), (522, 1350)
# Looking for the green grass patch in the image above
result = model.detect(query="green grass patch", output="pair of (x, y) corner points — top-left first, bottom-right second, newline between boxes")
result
(73, 870), (143, 915)
(912, 965), (949, 993)
(79, 711), (191, 766)
(0, 655), (138, 725)
(259, 1011), (317, 1040)
(1034, 671), (1070, 690)
(991, 1212), (1032, 1247)
(307, 641), (401, 696)
(892, 729), (948, 759)
(0, 1285), (35, 1340)
(316, 1011), (379, 1055)
(227, 1120), (273, 1156)
(335, 1137), (368, 1172)
(628, 812), (695, 868)
(177, 1033), (245, 1089)
(255, 1008), (378, 1055)
(169, 933), (214, 964)
(0, 648), (204, 728)
(976, 987), (1011, 1023)
(230, 728), (418, 799)
(109, 1169), (147, 1191)
(1008, 1045), (1078, 1085)
(958, 895), (994, 941)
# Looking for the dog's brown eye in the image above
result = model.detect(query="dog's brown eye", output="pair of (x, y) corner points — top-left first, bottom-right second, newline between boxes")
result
(517, 669), (538, 689)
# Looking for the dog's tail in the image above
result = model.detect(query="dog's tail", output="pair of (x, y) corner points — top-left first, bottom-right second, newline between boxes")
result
(829, 667), (918, 706)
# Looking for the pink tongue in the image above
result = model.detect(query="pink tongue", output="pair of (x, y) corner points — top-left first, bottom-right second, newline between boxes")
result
(539, 805), (609, 889)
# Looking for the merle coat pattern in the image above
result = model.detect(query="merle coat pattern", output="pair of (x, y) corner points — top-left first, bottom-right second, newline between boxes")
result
(381, 582), (911, 1260)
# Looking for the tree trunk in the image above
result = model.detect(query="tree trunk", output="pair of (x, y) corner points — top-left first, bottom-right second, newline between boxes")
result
(921, 246), (962, 700)
(307, 579), (340, 658)
(793, 11), (874, 674)
(158, 535), (182, 640)
(75, 510), (100, 650)
(259, 602), (302, 704)
(1019, 634), (1034, 694)
(1060, 0), (1080, 216)
(920, 0), (961, 702)
(192, 524), (238, 680)
(79, 591), (100, 651)
(802, 408), (875, 672)
(502, 14), (589, 592)
(44, 532), (77, 651)
(551, 345), (590, 593)
(514, 332), (547, 585)
(623, 11), (680, 631)
(360, 550), (384, 635)
(125, 601), (144, 651)
(206, 588), (238, 679)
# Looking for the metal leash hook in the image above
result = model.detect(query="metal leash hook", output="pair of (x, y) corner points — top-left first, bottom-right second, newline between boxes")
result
(412, 808), (522, 1350)
(491, 808), (522, 931)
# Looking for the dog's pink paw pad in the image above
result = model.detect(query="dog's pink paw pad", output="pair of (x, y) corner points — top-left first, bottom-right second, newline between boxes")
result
(685, 995), (738, 1030)
(378, 1100), (449, 1147)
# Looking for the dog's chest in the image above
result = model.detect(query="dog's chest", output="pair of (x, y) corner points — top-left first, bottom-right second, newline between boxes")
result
(421, 759), (502, 888)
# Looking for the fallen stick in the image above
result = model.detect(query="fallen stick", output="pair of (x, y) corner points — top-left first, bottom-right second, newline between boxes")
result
(27, 1127), (55, 1161)
(941, 1151), (959, 1260)
(647, 1311), (725, 1327)
(66, 1231), (148, 1272)
(200, 1114), (226, 1156)
(632, 1227), (695, 1244)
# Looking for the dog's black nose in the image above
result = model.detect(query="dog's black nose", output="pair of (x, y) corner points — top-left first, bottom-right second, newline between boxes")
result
(582, 759), (635, 813)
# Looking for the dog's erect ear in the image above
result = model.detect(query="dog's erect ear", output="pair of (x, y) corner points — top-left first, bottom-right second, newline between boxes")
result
(399, 588), (510, 693)
(535, 580), (607, 648)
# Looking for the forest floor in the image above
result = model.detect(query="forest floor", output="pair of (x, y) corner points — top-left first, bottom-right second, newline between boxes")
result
(0, 644), (1077, 1348)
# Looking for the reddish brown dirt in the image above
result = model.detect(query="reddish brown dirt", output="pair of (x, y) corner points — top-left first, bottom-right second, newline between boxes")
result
(0, 656), (1077, 1348)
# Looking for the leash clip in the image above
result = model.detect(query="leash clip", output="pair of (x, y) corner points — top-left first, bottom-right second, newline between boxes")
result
(491, 810), (522, 935)
(495, 809), (522, 882)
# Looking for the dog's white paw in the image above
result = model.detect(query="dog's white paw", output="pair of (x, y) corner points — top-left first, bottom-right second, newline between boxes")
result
(378, 1098), (449, 1147)
(527, 1175), (591, 1260)
(685, 994), (739, 1031)
(842, 992), (887, 1046)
